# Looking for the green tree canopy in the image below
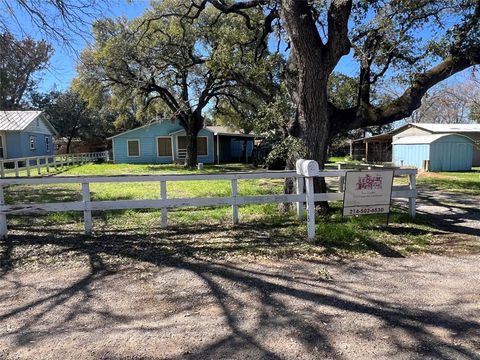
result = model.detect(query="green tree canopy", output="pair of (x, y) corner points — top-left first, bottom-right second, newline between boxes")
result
(74, 0), (275, 167)
(189, 1), (480, 165)
(31, 90), (113, 153)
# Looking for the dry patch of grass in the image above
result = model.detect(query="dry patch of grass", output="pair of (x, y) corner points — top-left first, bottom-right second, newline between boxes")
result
(417, 171), (455, 180)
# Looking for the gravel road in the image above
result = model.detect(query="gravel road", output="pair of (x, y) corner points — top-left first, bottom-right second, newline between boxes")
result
(1, 254), (479, 360)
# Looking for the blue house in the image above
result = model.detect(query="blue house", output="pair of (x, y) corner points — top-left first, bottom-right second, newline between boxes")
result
(109, 120), (255, 164)
(392, 133), (474, 171)
(0, 111), (57, 160)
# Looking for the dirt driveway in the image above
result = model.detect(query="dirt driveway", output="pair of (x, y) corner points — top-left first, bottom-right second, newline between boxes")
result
(1, 183), (479, 359)
(1, 253), (479, 360)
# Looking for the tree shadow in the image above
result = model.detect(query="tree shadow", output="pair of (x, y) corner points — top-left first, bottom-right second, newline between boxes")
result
(1, 227), (479, 358)
(414, 192), (480, 238)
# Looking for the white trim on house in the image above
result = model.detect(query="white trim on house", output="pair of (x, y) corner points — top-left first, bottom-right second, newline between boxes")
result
(111, 138), (116, 162)
(0, 132), (6, 159)
(126, 139), (141, 157)
(169, 129), (187, 136)
(155, 136), (173, 158)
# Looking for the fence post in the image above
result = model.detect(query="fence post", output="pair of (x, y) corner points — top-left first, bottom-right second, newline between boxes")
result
(36, 158), (41, 175)
(160, 180), (167, 227)
(14, 161), (19, 177)
(304, 176), (315, 241)
(45, 156), (50, 172)
(295, 176), (304, 221)
(339, 175), (345, 192)
(296, 159), (319, 242)
(231, 178), (239, 225)
(0, 184), (7, 239)
(82, 182), (92, 235)
(408, 171), (417, 218)
(0, 161), (4, 178)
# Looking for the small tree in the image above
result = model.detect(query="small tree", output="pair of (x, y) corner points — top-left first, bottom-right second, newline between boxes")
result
(31, 90), (112, 153)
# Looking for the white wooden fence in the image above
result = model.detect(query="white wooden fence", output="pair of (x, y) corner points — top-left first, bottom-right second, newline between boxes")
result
(0, 160), (417, 240)
(0, 151), (109, 178)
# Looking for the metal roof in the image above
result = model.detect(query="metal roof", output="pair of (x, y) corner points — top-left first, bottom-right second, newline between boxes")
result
(411, 123), (480, 133)
(351, 122), (480, 144)
(392, 133), (475, 145)
(109, 121), (255, 139)
(0, 111), (44, 131)
(205, 126), (255, 137)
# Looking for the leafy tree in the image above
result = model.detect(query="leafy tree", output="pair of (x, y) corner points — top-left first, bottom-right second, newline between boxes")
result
(74, 0), (271, 168)
(328, 73), (393, 156)
(31, 90), (113, 153)
(189, 0), (480, 201)
(0, 32), (52, 110)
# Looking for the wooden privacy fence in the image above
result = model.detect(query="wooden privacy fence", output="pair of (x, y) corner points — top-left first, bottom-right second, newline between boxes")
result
(0, 151), (109, 178)
(0, 161), (417, 240)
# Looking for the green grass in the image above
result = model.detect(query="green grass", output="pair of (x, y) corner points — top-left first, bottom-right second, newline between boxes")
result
(327, 156), (364, 165)
(5, 163), (285, 229)
(416, 168), (480, 195)
(3, 162), (479, 263)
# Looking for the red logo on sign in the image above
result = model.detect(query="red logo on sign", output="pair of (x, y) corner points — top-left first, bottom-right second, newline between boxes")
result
(356, 175), (383, 190)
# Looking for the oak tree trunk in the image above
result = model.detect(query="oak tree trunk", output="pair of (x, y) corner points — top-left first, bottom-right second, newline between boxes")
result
(184, 127), (198, 169)
(282, 0), (335, 211)
(182, 112), (203, 169)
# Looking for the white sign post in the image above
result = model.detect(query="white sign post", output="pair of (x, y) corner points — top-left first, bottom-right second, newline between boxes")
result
(343, 170), (394, 221)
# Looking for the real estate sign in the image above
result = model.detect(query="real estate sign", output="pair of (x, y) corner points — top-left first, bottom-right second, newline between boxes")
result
(343, 170), (394, 216)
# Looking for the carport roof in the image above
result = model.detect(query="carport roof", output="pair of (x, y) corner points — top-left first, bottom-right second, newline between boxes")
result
(169, 126), (255, 137)
(205, 126), (255, 137)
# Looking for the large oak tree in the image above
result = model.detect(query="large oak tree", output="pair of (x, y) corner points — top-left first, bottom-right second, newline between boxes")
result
(199, 0), (479, 175)
(74, 0), (276, 167)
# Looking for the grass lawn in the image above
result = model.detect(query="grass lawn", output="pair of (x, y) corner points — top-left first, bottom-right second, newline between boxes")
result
(2, 163), (479, 265)
(416, 167), (480, 195)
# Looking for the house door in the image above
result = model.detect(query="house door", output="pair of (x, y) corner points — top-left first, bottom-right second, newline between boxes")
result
(177, 136), (208, 159)
(177, 136), (187, 159)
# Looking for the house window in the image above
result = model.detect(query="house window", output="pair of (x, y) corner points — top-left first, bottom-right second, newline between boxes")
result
(45, 137), (50, 152)
(29, 136), (36, 150)
(197, 137), (208, 156)
(177, 136), (208, 156)
(127, 139), (140, 157)
(157, 137), (172, 157)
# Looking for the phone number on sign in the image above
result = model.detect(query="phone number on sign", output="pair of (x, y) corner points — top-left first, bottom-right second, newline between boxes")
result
(349, 207), (385, 215)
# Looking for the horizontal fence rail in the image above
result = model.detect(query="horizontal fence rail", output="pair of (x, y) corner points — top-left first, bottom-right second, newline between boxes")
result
(0, 151), (109, 178)
(0, 167), (417, 240)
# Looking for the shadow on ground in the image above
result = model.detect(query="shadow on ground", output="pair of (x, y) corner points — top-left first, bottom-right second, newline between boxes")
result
(1, 224), (479, 359)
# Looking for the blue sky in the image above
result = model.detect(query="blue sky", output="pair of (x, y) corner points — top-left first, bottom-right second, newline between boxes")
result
(33, 1), (150, 92)
(10, 0), (471, 94)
